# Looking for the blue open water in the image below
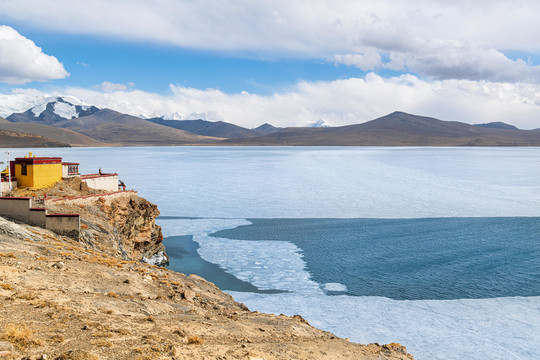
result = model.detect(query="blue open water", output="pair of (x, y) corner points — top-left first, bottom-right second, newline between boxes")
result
(211, 217), (540, 300)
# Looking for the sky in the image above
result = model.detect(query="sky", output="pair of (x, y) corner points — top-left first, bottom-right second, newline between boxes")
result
(1, 0), (540, 129)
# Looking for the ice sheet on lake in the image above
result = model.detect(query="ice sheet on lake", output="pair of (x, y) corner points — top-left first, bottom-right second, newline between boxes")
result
(158, 218), (251, 238)
(158, 218), (322, 293)
(229, 291), (540, 360)
(157, 216), (540, 360)
(324, 283), (348, 292)
(194, 233), (322, 294)
(19, 147), (540, 219)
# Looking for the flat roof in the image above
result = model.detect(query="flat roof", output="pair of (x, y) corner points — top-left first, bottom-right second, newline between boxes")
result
(14, 157), (62, 165)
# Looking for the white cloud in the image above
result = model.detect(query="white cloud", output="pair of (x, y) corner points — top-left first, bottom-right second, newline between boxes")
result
(95, 81), (135, 92)
(3, 74), (540, 129)
(0, 25), (69, 84)
(332, 52), (382, 71)
(2, 1), (540, 82)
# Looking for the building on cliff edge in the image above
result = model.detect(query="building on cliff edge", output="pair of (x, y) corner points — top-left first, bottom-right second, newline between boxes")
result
(1, 152), (118, 192)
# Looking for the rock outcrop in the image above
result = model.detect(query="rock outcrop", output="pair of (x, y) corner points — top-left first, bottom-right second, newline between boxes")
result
(9, 178), (168, 266)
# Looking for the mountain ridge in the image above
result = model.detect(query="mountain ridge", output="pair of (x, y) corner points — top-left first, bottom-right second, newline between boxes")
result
(3, 100), (540, 147)
(222, 111), (540, 146)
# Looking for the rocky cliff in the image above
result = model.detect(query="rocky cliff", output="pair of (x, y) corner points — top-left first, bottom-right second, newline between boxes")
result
(9, 177), (168, 266)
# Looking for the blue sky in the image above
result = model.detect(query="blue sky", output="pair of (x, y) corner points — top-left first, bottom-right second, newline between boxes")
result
(5, 28), (371, 95)
(1, 1), (540, 129)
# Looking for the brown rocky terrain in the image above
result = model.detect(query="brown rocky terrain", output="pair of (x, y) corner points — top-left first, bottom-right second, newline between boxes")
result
(0, 180), (413, 359)
(0, 128), (69, 148)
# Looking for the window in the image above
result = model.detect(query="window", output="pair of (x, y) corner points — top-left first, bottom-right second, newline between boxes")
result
(68, 165), (78, 175)
(21, 163), (27, 176)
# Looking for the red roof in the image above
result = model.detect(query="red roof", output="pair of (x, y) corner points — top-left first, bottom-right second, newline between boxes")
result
(14, 157), (62, 165)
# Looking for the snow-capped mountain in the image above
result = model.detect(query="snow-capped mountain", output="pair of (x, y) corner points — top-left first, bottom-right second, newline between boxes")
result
(6, 96), (100, 125)
(141, 111), (223, 122)
(309, 119), (330, 128)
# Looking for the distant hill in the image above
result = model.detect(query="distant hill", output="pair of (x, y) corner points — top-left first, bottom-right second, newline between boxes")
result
(7, 96), (100, 125)
(474, 122), (519, 130)
(147, 118), (261, 138)
(53, 109), (223, 145)
(0, 116), (103, 147)
(0, 116), (69, 147)
(223, 111), (540, 146)
(4, 99), (540, 147)
(253, 123), (282, 135)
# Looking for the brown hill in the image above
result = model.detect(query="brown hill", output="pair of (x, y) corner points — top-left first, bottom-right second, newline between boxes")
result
(147, 118), (262, 138)
(0, 117), (70, 147)
(55, 109), (223, 145)
(0, 116), (103, 147)
(223, 112), (540, 146)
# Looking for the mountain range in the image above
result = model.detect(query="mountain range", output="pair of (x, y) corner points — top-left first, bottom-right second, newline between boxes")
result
(1, 97), (540, 147)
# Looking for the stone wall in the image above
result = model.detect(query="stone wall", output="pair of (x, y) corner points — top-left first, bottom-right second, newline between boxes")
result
(0, 196), (79, 239)
(0, 197), (33, 224)
(46, 214), (80, 239)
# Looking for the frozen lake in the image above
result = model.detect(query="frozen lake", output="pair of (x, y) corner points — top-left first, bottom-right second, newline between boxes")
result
(10, 146), (540, 360)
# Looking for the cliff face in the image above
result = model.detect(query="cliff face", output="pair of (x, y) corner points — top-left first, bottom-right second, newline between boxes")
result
(53, 192), (168, 266)
(105, 195), (167, 264)
(11, 178), (167, 265)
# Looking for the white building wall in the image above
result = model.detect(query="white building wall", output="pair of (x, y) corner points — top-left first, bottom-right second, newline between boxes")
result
(82, 174), (118, 192)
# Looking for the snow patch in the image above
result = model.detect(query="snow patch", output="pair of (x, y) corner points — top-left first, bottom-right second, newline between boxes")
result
(53, 102), (78, 119)
(142, 251), (168, 266)
(309, 119), (330, 127)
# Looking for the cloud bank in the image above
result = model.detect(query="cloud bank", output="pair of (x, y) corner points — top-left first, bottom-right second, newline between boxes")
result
(0, 25), (69, 84)
(2, 1), (540, 83)
(3, 74), (540, 129)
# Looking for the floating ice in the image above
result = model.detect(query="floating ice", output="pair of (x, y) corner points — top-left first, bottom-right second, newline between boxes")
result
(229, 291), (540, 360)
(158, 218), (250, 238)
(158, 217), (323, 293)
(194, 233), (322, 294)
(324, 283), (348, 292)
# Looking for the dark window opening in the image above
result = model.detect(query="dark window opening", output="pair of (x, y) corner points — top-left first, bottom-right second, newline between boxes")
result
(21, 164), (27, 176)
(68, 165), (79, 175)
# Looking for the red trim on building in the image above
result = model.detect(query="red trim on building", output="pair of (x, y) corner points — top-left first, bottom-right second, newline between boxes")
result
(46, 214), (80, 217)
(14, 157), (62, 165)
(80, 173), (118, 180)
(0, 196), (31, 200)
(62, 162), (79, 165)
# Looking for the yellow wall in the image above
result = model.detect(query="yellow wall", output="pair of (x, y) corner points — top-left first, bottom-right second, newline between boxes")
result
(15, 163), (62, 189)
